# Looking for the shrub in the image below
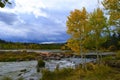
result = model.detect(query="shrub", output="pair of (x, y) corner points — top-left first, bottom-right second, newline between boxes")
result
(86, 63), (96, 70)
(37, 59), (45, 72)
(108, 45), (117, 51)
(102, 56), (114, 62)
(37, 59), (45, 68)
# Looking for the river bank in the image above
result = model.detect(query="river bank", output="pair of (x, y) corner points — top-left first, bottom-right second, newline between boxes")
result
(0, 50), (115, 62)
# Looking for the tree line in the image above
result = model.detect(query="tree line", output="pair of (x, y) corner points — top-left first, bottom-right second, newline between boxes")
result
(0, 39), (64, 49)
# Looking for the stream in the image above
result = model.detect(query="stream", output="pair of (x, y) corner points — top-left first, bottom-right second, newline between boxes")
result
(0, 58), (95, 80)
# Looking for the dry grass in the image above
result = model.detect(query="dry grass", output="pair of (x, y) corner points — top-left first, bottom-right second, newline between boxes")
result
(0, 51), (39, 62)
(41, 63), (120, 80)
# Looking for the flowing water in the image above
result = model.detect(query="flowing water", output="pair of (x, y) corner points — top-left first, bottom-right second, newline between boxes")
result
(0, 58), (95, 80)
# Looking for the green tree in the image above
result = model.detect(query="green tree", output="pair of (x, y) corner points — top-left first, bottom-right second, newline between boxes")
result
(89, 8), (107, 63)
(102, 0), (120, 48)
(102, 0), (120, 31)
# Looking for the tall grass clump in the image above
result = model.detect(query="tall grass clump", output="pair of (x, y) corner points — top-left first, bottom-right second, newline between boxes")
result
(17, 77), (24, 80)
(40, 68), (74, 80)
(102, 51), (120, 68)
(83, 64), (113, 80)
(116, 51), (120, 59)
(2, 77), (12, 80)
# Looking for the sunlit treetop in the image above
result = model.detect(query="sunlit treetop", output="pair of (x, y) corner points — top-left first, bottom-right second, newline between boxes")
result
(102, 0), (120, 26)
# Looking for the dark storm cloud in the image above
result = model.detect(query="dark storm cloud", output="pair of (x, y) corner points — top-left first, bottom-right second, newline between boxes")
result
(0, 12), (18, 25)
(0, 0), (102, 43)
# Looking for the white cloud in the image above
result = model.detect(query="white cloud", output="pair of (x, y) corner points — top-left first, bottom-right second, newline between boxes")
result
(0, 0), (47, 18)
(41, 0), (103, 12)
(14, 0), (47, 17)
(0, 0), (103, 18)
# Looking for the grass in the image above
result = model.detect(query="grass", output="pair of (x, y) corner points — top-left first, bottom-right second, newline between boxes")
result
(1, 77), (24, 80)
(17, 77), (24, 80)
(116, 51), (120, 59)
(41, 64), (120, 80)
(83, 65), (113, 80)
(1, 77), (12, 80)
(41, 68), (74, 80)
(102, 51), (120, 68)
(0, 51), (40, 62)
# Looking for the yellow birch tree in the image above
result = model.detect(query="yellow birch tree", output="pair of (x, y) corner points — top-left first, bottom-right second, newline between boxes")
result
(66, 8), (90, 68)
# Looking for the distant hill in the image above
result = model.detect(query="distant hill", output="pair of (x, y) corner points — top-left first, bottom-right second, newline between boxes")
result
(0, 39), (7, 43)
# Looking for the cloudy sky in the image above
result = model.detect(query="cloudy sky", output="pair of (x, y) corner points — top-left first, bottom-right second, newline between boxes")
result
(0, 0), (103, 43)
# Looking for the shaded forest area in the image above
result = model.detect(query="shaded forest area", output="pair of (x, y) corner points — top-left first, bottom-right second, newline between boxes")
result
(102, 33), (120, 51)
